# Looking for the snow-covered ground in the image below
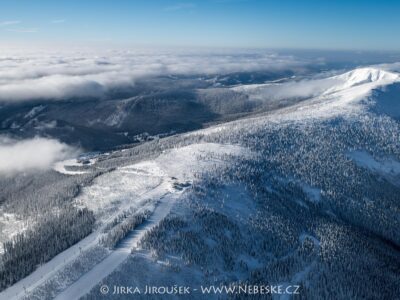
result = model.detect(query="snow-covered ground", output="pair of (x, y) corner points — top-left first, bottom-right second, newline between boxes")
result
(73, 166), (162, 219)
(232, 67), (400, 121)
(0, 212), (29, 254)
(55, 195), (176, 300)
(53, 159), (94, 175)
(348, 150), (400, 186)
(349, 150), (400, 176)
(2, 65), (400, 299)
(1, 142), (250, 300)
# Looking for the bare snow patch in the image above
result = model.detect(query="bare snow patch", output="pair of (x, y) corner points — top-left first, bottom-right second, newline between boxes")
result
(53, 158), (95, 175)
(74, 167), (162, 218)
(301, 183), (322, 203)
(0, 212), (30, 253)
(147, 142), (251, 181)
(74, 143), (250, 221)
(349, 150), (400, 179)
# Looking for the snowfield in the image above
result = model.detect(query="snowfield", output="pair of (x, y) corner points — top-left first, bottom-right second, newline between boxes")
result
(75, 143), (251, 220)
(232, 67), (400, 121)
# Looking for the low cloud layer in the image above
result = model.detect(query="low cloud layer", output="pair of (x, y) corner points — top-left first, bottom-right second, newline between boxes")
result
(233, 77), (342, 101)
(233, 67), (400, 105)
(0, 49), (308, 102)
(0, 137), (79, 175)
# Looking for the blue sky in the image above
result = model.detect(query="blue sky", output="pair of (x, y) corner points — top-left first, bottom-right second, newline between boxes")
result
(0, 0), (399, 50)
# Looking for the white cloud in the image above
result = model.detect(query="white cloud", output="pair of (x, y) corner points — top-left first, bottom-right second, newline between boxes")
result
(0, 75), (106, 101)
(51, 19), (66, 23)
(0, 20), (21, 27)
(0, 49), (308, 102)
(0, 137), (79, 175)
(233, 77), (342, 101)
(6, 27), (38, 33)
(165, 2), (196, 11)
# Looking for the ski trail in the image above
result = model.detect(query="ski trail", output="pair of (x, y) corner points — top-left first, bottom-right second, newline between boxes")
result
(1, 142), (247, 300)
(0, 181), (167, 300)
(55, 196), (175, 300)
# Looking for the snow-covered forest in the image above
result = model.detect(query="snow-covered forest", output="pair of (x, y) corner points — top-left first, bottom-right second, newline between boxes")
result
(0, 65), (399, 300)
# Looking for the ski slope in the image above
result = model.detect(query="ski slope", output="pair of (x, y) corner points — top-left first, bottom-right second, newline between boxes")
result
(0, 180), (169, 300)
(55, 196), (175, 300)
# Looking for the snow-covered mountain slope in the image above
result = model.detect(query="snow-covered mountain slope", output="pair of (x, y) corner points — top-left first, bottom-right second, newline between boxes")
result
(76, 66), (399, 300)
(72, 143), (250, 221)
(81, 104), (400, 299)
(0, 143), (251, 300)
(231, 67), (400, 120)
(1, 65), (400, 300)
(325, 67), (399, 92)
(232, 67), (399, 98)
